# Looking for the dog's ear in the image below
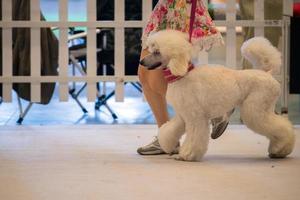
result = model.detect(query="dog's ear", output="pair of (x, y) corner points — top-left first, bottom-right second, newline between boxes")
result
(168, 55), (189, 76)
(168, 40), (192, 76)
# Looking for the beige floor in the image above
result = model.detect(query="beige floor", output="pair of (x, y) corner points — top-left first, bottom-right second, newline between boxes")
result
(0, 125), (299, 200)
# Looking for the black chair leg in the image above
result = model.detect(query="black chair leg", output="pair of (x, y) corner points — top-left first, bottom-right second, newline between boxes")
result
(94, 81), (142, 119)
(95, 94), (118, 119)
(69, 83), (89, 114)
(16, 96), (34, 125)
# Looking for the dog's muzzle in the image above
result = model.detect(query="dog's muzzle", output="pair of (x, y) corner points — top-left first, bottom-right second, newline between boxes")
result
(139, 59), (162, 70)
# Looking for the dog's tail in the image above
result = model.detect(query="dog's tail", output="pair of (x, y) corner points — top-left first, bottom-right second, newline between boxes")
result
(241, 37), (281, 75)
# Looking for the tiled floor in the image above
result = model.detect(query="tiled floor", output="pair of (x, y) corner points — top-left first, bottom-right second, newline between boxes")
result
(0, 125), (299, 200)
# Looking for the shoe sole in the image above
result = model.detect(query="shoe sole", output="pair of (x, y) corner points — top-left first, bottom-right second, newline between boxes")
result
(137, 146), (180, 156)
(211, 122), (229, 139)
(137, 149), (166, 155)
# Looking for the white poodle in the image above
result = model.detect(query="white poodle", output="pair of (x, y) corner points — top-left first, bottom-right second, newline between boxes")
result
(140, 30), (295, 161)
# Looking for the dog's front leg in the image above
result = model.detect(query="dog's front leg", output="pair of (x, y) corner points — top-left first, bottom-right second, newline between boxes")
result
(158, 115), (185, 154)
(176, 119), (209, 161)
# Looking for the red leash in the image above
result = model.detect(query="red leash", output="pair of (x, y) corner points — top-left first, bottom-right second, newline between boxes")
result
(189, 0), (197, 42)
(163, 0), (197, 83)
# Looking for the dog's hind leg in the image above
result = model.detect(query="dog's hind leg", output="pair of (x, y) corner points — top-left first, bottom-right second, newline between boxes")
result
(240, 95), (295, 158)
(176, 119), (210, 161)
(158, 115), (185, 154)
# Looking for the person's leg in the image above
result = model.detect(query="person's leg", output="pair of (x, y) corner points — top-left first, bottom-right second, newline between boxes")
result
(264, 0), (282, 47)
(138, 49), (169, 127)
(239, 0), (255, 70)
(137, 49), (170, 155)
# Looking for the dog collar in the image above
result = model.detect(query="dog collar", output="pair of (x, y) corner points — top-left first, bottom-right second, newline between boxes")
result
(162, 63), (195, 84)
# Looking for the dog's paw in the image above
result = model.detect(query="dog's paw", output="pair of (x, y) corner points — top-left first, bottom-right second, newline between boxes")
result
(174, 155), (185, 161)
(173, 154), (198, 162)
(268, 141), (294, 159)
(176, 144), (206, 161)
(268, 134), (295, 159)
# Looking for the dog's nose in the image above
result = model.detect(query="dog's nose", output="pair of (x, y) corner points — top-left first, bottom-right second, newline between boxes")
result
(139, 59), (145, 66)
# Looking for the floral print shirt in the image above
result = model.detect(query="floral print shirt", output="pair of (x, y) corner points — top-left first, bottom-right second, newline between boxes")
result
(142, 0), (224, 51)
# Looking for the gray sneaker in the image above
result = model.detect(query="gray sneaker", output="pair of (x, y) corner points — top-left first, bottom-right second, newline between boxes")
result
(211, 109), (234, 139)
(137, 137), (179, 155)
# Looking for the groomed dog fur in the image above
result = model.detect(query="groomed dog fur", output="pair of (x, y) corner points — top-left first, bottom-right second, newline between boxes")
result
(140, 30), (295, 161)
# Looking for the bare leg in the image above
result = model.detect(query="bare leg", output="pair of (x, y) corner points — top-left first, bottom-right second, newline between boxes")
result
(138, 49), (169, 127)
(136, 49), (170, 155)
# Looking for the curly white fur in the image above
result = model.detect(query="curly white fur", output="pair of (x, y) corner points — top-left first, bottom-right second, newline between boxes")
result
(241, 37), (282, 75)
(145, 30), (295, 161)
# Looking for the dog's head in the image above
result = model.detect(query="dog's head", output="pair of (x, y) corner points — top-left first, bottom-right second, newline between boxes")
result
(140, 30), (193, 76)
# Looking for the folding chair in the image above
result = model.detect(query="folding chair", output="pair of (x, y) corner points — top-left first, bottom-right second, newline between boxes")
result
(16, 97), (34, 124)
(68, 33), (89, 114)
(93, 29), (143, 118)
(15, 28), (90, 124)
(68, 28), (119, 119)
(15, 28), (142, 124)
